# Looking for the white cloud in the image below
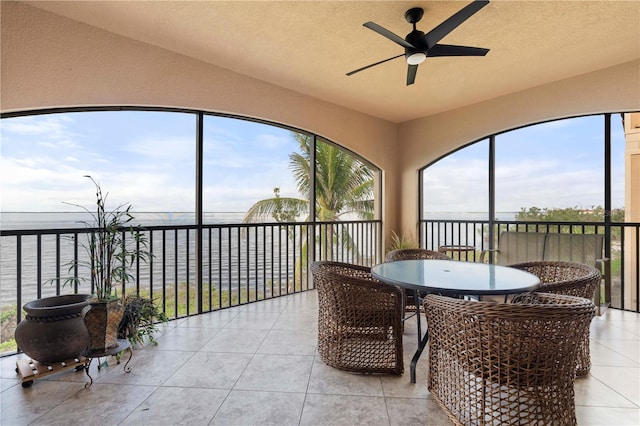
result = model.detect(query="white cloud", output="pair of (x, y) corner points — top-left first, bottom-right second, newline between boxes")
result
(423, 157), (488, 212)
(39, 139), (82, 150)
(423, 150), (613, 214)
(123, 136), (195, 164)
(0, 112), (305, 213)
(256, 133), (291, 149)
(0, 115), (75, 139)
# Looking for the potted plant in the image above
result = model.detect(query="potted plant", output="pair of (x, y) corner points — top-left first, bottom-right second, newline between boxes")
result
(118, 295), (168, 347)
(386, 231), (418, 253)
(60, 176), (153, 354)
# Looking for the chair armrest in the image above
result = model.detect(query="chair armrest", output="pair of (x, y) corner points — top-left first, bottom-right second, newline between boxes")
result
(479, 249), (498, 264)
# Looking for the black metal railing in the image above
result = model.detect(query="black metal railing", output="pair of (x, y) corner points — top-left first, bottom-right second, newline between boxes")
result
(0, 219), (382, 355)
(421, 219), (640, 313)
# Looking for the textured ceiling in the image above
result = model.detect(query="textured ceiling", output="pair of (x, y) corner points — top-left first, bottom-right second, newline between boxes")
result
(24, 0), (640, 123)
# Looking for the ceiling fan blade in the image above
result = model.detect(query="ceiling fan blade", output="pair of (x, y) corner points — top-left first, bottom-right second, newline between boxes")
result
(363, 21), (415, 49)
(428, 44), (489, 57)
(407, 64), (418, 86)
(346, 53), (405, 76)
(424, 0), (489, 49)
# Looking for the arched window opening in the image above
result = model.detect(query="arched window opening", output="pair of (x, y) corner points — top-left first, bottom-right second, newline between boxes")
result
(0, 107), (382, 356)
(420, 112), (639, 312)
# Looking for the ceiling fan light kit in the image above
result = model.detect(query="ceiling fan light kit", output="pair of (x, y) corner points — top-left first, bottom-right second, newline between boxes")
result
(347, 0), (490, 86)
(406, 52), (426, 65)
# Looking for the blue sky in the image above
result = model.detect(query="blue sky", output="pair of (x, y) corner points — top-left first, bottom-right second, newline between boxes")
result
(423, 114), (626, 213)
(0, 111), (627, 215)
(0, 111), (299, 213)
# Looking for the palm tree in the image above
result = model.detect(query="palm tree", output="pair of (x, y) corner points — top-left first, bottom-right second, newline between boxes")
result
(243, 133), (374, 223)
(243, 134), (375, 288)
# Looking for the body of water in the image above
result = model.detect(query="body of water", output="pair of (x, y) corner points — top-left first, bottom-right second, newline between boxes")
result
(0, 211), (246, 230)
(1, 212), (380, 306)
(423, 212), (518, 221)
(1, 212), (297, 306)
(1, 211), (513, 306)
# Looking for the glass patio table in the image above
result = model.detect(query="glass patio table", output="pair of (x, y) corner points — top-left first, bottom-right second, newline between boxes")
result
(371, 259), (540, 383)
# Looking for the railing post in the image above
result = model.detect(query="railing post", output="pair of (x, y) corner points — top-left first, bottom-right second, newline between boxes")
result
(603, 113), (612, 311)
(195, 112), (204, 314)
(16, 236), (22, 324)
(488, 135), (496, 263)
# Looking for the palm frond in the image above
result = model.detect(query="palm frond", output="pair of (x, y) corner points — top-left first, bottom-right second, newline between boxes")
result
(243, 197), (309, 223)
(244, 135), (376, 261)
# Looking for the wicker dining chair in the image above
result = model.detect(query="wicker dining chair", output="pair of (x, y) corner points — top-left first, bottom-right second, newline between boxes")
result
(311, 261), (404, 375)
(425, 292), (596, 426)
(385, 248), (451, 262)
(508, 260), (601, 376)
(384, 248), (451, 311)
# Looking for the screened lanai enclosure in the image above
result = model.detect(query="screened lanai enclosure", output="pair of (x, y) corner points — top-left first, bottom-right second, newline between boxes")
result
(1, 109), (639, 358)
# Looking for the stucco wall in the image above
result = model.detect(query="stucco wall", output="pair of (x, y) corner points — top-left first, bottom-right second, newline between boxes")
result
(398, 59), (640, 236)
(0, 1), (400, 237)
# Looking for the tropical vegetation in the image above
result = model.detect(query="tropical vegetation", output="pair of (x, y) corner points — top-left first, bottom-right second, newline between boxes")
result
(386, 231), (418, 253)
(515, 205), (625, 238)
(243, 134), (374, 223)
(516, 206), (625, 223)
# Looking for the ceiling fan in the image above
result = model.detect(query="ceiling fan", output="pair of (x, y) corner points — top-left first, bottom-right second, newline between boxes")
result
(347, 0), (490, 86)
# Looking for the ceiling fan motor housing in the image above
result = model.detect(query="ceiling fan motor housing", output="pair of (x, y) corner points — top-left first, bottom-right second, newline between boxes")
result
(405, 30), (428, 60)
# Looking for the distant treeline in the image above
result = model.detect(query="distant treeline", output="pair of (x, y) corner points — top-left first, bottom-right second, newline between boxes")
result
(516, 206), (625, 222)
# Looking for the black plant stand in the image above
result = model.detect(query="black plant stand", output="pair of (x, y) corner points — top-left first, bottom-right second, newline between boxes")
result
(81, 339), (132, 388)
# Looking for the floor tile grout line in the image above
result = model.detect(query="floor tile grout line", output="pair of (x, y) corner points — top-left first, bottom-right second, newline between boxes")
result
(590, 372), (640, 408)
(589, 340), (640, 367)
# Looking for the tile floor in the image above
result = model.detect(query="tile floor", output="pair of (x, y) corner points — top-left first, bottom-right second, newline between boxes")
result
(1, 290), (639, 425)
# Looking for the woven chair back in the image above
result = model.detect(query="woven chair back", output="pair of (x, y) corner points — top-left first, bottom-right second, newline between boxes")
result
(385, 248), (450, 262)
(425, 292), (595, 426)
(508, 260), (601, 298)
(311, 261), (404, 375)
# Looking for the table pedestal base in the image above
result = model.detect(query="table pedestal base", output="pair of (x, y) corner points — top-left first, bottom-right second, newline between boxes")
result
(410, 330), (429, 384)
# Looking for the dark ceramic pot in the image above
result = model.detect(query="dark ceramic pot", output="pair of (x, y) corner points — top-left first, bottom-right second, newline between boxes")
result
(14, 294), (91, 364)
